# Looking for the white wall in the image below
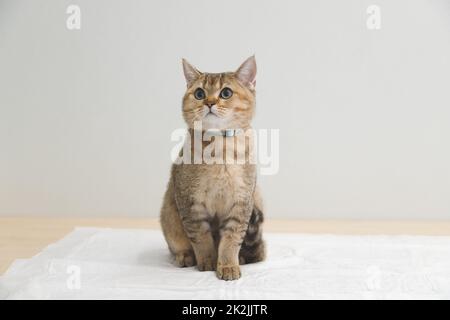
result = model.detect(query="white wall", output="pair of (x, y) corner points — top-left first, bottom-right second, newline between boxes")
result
(1, 0), (449, 219)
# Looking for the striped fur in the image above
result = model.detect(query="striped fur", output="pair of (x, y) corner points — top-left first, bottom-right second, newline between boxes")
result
(160, 56), (265, 281)
(239, 206), (266, 264)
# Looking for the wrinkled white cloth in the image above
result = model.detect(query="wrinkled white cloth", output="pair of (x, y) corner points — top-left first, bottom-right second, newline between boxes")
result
(1, 227), (450, 300)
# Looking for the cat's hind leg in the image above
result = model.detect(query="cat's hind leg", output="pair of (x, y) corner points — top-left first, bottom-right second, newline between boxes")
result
(160, 180), (196, 267)
(239, 189), (266, 265)
(239, 207), (265, 264)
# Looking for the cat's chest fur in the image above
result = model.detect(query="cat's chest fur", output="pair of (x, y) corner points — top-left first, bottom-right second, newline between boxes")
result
(194, 164), (252, 218)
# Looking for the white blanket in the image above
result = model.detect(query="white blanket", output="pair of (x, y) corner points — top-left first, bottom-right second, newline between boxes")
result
(1, 228), (450, 299)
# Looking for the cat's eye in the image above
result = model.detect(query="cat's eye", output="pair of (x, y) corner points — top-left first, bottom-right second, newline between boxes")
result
(219, 87), (233, 99)
(194, 88), (206, 100)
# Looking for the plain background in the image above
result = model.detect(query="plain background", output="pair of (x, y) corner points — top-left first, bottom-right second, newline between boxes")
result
(1, 0), (449, 219)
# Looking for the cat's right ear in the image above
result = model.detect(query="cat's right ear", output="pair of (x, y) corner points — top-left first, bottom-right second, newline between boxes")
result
(182, 59), (201, 87)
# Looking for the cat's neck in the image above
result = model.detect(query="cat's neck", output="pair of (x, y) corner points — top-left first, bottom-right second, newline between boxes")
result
(183, 126), (256, 165)
(188, 127), (251, 137)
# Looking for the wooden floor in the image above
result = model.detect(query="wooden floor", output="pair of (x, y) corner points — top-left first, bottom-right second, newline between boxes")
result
(1, 217), (450, 275)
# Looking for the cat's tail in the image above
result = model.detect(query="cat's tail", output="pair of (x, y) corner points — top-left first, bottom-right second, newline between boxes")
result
(239, 205), (266, 264)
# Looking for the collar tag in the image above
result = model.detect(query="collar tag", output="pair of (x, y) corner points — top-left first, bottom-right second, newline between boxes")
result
(225, 129), (235, 137)
(202, 129), (243, 137)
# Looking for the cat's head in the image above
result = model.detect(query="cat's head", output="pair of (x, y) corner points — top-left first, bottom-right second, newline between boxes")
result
(181, 56), (257, 130)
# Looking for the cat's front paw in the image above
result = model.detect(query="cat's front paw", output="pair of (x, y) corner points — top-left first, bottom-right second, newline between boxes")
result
(216, 264), (241, 281)
(197, 256), (216, 271)
(174, 251), (196, 267)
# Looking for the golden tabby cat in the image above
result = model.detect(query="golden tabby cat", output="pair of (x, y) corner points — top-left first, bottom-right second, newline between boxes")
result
(160, 56), (265, 280)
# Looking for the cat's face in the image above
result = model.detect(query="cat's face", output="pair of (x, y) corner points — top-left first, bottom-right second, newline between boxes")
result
(181, 56), (257, 130)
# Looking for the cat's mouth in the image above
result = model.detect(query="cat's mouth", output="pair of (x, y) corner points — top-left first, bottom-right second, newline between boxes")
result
(205, 111), (218, 118)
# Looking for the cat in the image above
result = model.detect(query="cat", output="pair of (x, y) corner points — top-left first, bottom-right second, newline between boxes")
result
(160, 56), (265, 281)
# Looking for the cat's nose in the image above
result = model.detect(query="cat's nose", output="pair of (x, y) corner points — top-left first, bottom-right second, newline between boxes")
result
(205, 97), (217, 108)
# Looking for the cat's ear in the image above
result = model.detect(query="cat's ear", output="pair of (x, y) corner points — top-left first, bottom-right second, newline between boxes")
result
(235, 55), (257, 88)
(182, 58), (201, 87)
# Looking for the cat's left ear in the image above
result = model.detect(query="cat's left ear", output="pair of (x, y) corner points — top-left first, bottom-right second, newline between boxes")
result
(182, 58), (201, 87)
(236, 55), (257, 88)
